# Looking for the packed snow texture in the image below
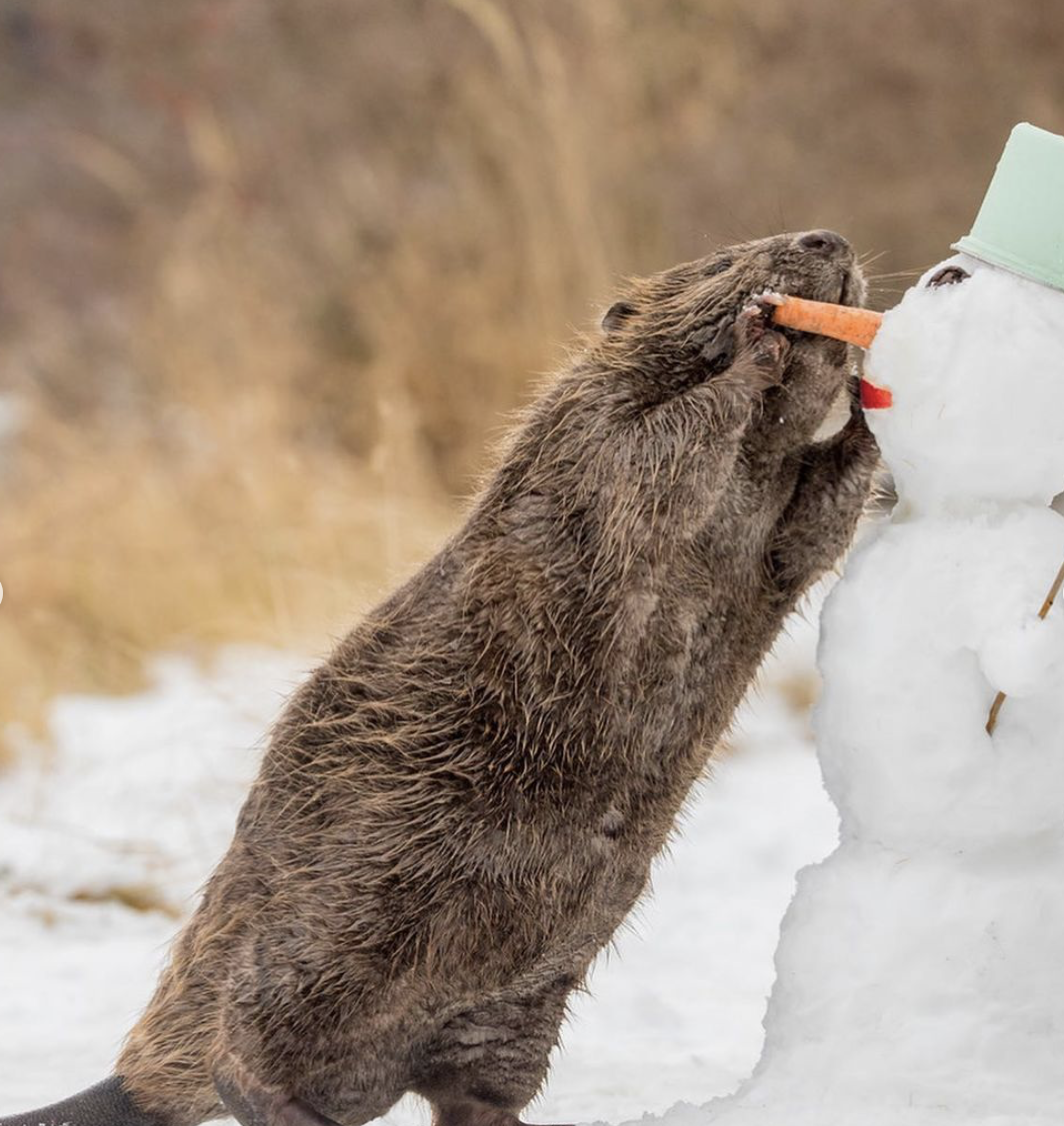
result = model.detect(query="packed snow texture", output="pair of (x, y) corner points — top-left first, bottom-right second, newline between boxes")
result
(684, 254), (1064, 1126)
(0, 620), (835, 1126)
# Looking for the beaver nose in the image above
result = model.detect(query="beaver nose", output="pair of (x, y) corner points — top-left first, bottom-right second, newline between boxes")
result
(797, 229), (850, 257)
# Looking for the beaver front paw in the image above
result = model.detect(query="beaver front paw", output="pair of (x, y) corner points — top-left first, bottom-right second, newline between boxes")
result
(730, 303), (789, 390)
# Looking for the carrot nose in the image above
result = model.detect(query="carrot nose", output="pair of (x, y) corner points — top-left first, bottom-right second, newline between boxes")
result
(770, 296), (883, 350)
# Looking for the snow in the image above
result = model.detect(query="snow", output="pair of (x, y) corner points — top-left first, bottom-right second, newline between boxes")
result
(680, 254), (1064, 1126)
(816, 509), (1064, 849)
(0, 649), (312, 1108)
(0, 612), (837, 1125)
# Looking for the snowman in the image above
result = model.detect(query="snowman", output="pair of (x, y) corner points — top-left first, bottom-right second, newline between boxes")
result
(704, 123), (1064, 1124)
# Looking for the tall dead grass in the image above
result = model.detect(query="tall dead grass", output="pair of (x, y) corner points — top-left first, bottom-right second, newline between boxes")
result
(3, 0), (1064, 757)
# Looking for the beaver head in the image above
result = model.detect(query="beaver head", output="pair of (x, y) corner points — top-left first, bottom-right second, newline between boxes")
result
(595, 229), (865, 432)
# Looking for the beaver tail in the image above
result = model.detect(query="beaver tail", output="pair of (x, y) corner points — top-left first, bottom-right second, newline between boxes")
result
(0, 1077), (164, 1126)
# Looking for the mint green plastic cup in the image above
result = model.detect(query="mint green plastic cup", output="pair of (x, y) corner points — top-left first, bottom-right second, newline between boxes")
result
(953, 122), (1064, 291)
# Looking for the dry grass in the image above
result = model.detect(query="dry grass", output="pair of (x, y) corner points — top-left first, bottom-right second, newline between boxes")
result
(3, 0), (1064, 758)
(5, 415), (453, 752)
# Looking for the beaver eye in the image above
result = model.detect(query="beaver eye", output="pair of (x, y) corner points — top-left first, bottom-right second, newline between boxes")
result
(705, 256), (733, 277)
(927, 265), (969, 288)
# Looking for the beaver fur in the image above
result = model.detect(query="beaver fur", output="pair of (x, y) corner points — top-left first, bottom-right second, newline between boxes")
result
(1, 230), (878, 1126)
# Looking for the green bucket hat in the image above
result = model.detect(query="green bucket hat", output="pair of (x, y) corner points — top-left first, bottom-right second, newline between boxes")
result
(953, 122), (1064, 291)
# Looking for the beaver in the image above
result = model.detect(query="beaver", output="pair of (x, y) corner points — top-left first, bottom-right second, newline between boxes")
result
(1, 229), (878, 1126)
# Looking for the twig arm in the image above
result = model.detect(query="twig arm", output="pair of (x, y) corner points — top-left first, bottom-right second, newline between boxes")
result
(985, 556), (1064, 734)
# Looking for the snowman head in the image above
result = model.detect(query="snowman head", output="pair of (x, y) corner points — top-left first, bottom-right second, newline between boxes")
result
(864, 253), (1064, 511)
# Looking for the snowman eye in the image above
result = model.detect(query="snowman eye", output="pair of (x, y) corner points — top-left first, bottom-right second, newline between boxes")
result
(927, 265), (970, 288)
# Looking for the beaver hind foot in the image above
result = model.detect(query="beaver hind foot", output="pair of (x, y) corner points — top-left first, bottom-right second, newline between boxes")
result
(214, 1070), (343, 1126)
(215, 1064), (573, 1126)
(216, 1079), (572, 1126)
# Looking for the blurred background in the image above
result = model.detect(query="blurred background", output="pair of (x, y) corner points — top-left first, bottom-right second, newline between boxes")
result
(4, 0), (1064, 750)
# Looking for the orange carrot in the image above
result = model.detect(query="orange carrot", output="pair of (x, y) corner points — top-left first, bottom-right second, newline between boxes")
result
(770, 296), (883, 349)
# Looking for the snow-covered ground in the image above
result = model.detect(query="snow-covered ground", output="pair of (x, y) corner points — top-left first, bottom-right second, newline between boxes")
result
(0, 603), (837, 1125)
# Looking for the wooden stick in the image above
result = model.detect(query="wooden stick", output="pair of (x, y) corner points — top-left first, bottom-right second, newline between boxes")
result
(986, 556), (1064, 734)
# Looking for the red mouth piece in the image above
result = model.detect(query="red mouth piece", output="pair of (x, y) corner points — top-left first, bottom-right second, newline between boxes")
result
(860, 378), (893, 410)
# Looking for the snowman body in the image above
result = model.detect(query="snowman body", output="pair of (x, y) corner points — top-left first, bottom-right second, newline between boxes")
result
(819, 505), (1064, 850)
(707, 255), (1064, 1124)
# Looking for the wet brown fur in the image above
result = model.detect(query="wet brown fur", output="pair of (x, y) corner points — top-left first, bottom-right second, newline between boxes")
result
(102, 232), (875, 1126)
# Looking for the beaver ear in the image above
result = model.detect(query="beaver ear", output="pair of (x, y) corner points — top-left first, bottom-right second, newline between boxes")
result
(602, 301), (637, 333)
